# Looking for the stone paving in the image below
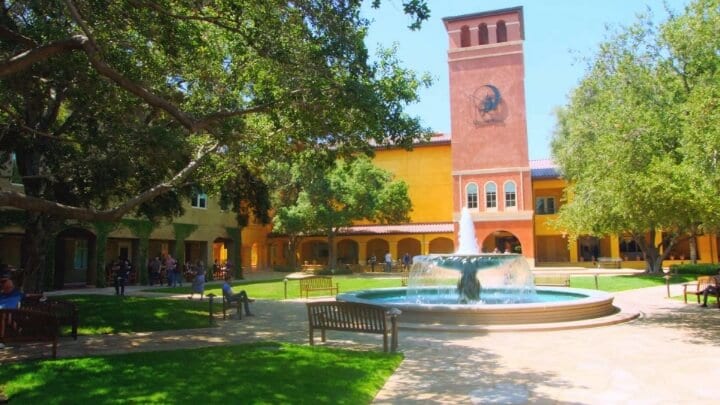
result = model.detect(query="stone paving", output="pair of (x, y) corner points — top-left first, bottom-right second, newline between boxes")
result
(2, 272), (719, 404)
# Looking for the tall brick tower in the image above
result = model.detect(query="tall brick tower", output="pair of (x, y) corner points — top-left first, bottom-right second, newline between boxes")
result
(443, 7), (535, 263)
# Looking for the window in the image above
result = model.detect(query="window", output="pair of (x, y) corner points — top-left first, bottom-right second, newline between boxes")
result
(460, 25), (471, 47)
(504, 182), (516, 208)
(478, 23), (489, 45)
(496, 20), (507, 43)
(466, 183), (478, 209)
(192, 192), (207, 209)
(485, 182), (497, 209)
(535, 197), (556, 215)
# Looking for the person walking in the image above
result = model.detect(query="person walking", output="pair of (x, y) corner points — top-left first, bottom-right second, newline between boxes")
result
(165, 254), (178, 287)
(189, 260), (206, 300)
(384, 252), (392, 273)
(402, 253), (411, 271)
(113, 257), (130, 296)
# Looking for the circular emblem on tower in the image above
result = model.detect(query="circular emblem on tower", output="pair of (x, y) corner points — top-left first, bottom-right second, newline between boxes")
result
(471, 84), (506, 126)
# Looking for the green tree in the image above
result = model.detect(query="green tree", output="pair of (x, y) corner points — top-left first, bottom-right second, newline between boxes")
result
(271, 155), (412, 270)
(551, 0), (720, 273)
(0, 0), (430, 289)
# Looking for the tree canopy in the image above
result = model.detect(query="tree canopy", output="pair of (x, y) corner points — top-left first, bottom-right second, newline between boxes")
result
(551, 0), (720, 272)
(270, 154), (412, 270)
(0, 0), (431, 288)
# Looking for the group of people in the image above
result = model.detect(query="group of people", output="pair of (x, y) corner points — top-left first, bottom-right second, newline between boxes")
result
(367, 252), (413, 272)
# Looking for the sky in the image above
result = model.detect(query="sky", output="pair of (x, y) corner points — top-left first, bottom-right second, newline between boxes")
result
(362, 0), (690, 160)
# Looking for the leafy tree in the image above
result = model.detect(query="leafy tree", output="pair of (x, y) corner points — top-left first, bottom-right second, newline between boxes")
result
(0, 0), (430, 289)
(270, 154), (412, 270)
(551, 0), (720, 273)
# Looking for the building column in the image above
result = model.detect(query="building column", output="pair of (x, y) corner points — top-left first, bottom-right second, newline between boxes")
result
(610, 235), (620, 259)
(568, 237), (578, 263)
(358, 241), (367, 265)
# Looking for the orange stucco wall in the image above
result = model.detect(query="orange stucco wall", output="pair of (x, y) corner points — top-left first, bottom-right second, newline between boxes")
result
(372, 143), (453, 223)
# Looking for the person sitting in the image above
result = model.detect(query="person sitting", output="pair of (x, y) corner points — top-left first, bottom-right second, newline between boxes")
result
(0, 270), (23, 309)
(221, 275), (254, 316)
(701, 275), (720, 308)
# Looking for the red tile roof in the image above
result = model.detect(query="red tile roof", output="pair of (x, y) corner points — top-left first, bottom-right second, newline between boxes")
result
(338, 222), (454, 235)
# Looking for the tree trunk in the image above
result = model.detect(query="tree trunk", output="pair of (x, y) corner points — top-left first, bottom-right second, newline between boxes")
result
(689, 233), (698, 264)
(638, 230), (664, 274)
(21, 212), (58, 292)
(287, 236), (301, 270)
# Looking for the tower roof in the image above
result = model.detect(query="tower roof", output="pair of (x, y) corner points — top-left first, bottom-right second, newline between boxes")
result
(442, 6), (525, 40)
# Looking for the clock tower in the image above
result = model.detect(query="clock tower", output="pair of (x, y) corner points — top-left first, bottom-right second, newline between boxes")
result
(443, 7), (535, 263)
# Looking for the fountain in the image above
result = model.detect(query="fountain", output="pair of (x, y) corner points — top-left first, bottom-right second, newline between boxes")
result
(337, 208), (636, 331)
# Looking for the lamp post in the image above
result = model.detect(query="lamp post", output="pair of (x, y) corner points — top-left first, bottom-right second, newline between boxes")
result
(283, 278), (288, 299)
(207, 293), (216, 326)
(663, 268), (671, 298)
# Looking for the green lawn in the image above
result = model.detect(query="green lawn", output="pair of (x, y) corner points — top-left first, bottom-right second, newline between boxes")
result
(144, 275), (405, 300)
(0, 342), (403, 405)
(64, 294), (212, 335)
(569, 274), (696, 291)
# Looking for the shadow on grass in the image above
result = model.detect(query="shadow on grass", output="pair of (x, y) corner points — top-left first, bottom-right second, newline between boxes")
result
(63, 295), (213, 335)
(0, 342), (401, 404)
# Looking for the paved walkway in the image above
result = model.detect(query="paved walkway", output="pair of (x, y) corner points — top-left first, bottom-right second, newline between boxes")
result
(3, 272), (719, 404)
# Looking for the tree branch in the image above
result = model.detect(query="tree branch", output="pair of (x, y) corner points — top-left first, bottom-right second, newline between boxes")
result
(0, 36), (84, 77)
(0, 141), (219, 221)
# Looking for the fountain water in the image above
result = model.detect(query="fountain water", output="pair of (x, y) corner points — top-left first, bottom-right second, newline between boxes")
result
(407, 207), (536, 304)
(337, 208), (631, 330)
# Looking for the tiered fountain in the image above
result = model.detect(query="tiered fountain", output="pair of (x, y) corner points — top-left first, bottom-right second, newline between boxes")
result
(337, 208), (631, 330)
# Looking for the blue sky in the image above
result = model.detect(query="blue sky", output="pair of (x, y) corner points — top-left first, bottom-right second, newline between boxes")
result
(362, 0), (690, 160)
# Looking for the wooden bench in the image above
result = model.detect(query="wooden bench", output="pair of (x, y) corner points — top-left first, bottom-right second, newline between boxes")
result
(299, 276), (339, 298)
(306, 301), (401, 352)
(683, 275), (720, 307)
(596, 257), (622, 269)
(534, 274), (571, 287)
(21, 297), (79, 340)
(221, 290), (242, 320)
(1, 308), (60, 358)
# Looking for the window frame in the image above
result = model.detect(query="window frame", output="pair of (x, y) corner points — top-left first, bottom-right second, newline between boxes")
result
(504, 181), (517, 209)
(535, 196), (556, 215)
(485, 182), (497, 210)
(192, 192), (208, 209)
(466, 182), (479, 209)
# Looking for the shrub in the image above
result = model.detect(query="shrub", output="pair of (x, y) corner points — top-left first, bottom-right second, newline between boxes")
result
(669, 263), (720, 275)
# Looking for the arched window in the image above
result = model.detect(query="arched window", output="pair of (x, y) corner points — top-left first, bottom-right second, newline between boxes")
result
(504, 181), (517, 209)
(460, 25), (471, 47)
(485, 182), (497, 209)
(478, 23), (489, 45)
(466, 183), (478, 209)
(496, 20), (507, 43)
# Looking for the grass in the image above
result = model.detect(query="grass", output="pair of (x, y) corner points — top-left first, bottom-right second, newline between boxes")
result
(0, 342), (403, 405)
(569, 274), (696, 291)
(144, 276), (405, 300)
(62, 295), (212, 335)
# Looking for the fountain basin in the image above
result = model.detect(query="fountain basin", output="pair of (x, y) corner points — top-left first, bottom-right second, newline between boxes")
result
(337, 286), (620, 327)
